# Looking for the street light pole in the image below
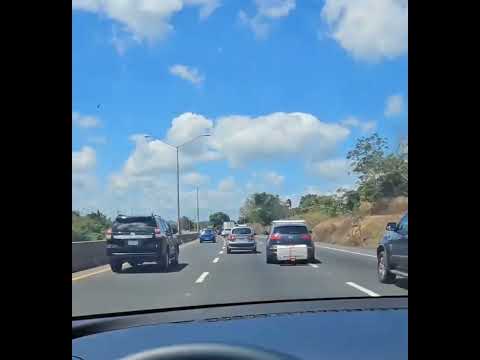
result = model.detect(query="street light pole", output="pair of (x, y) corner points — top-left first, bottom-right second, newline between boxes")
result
(196, 187), (199, 232)
(144, 132), (210, 236)
(176, 146), (181, 235)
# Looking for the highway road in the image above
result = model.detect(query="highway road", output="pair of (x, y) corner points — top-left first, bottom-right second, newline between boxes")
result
(72, 236), (408, 317)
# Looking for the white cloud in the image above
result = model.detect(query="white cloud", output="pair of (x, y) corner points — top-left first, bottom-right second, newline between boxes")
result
(182, 172), (210, 186)
(341, 116), (376, 133)
(169, 64), (205, 85)
(239, 0), (295, 38)
(307, 158), (353, 182)
(263, 171), (284, 186)
(73, 0), (221, 47)
(384, 94), (404, 117)
(218, 176), (236, 192)
(72, 146), (96, 172)
(256, 0), (295, 18)
(72, 112), (101, 128)
(321, 0), (408, 62)
(211, 112), (350, 167)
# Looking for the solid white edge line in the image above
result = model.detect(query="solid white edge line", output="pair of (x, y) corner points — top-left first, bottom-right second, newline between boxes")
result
(346, 282), (380, 297)
(195, 272), (209, 283)
(317, 245), (377, 258)
(213, 257), (219, 263)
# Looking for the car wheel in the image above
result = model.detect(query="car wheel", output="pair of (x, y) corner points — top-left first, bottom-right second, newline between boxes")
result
(172, 246), (179, 265)
(378, 251), (396, 283)
(253, 247), (257, 253)
(159, 250), (170, 272)
(110, 260), (123, 273)
(266, 253), (274, 264)
(128, 261), (140, 268)
(227, 247), (231, 254)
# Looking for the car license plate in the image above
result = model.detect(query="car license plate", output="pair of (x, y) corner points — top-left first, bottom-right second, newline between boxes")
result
(128, 240), (139, 246)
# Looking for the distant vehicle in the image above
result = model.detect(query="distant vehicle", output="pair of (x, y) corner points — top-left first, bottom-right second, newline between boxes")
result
(221, 221), (236, 237)
(105, 215), (179, 273)
(266, 220), (315, 264)
(199, 228), (216, 243)
(377, 212), (408, 283)
(227, 226), (256, 253)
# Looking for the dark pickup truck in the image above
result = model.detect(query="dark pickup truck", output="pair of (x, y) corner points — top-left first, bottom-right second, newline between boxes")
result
(106, 215), (180, 273)
(377, 212), (408, 283)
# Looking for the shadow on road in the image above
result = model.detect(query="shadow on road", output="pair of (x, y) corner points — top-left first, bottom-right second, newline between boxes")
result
(122, 263), (188, 274)
(395, 278), (408, 290)
(278, 258), (322, 266)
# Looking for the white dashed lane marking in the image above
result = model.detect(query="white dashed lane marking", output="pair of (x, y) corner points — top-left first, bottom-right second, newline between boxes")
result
(308, 264), (319, 268)
(219, 251), (224, 254)
(213, 257), (219, 263)
(346, 282), (380, 297)
(195, 272), (209, 284)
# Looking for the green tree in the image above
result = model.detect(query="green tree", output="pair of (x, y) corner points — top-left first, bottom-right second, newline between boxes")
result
(209, 212), (230, 228)
(180, 216), (194, 231)
(347, 133), (407, 202)
(240, 192), (289, 226)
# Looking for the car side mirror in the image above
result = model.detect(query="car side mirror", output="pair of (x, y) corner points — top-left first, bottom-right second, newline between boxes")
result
(386, 222), (397, 231)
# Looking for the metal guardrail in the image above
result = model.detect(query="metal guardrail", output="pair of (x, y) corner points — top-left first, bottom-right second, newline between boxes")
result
(72, 233), (199, 273)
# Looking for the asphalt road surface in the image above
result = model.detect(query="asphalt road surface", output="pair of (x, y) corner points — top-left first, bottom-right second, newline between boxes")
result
(72, 236), (407, 317)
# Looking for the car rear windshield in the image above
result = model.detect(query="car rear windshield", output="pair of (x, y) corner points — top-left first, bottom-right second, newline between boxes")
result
(274, 225), (308, 234)
(113, 217), (156, 232)
(232, 227), (252, 235)
(202, 229), (213, 234)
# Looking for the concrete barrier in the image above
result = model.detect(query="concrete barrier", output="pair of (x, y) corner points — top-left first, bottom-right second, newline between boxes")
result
(72, 233), (199, 273)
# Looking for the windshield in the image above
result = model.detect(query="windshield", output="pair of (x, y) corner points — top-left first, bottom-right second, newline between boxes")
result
(73, 0), (408, 318)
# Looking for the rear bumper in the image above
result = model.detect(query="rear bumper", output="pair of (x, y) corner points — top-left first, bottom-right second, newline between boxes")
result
(267, 246), (315, 259)
(200, 237), (216, 241)
(106, 247), (162, 261)
(228, 242), (256, 250)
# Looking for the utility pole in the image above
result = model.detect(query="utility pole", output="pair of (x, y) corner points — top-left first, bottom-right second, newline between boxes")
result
(196, 187), (199, 232)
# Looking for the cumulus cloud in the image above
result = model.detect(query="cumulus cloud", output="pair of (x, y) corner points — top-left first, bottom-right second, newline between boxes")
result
(169, 64), (205, 85)
(321, 0), (408, 62)
(182, 172), (210, 186)
(307, 158), (353, 182)
(218, 176), (236, 192)
(239, 0), (295, 38)
(211, 112), (350, 167)
(72, 112), (101, 128)
(341, 116), (376, 133)
(72, 146), (96, 172)
(263, 171), (284, 186)
(384, 94), (404, 117)
(73, 0), (221, 47)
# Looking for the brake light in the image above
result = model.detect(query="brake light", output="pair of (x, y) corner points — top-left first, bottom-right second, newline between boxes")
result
(154, 228), (161, 238)
(229, 234), (236, 241)
(269, 233), (281, 241)
(301, 234), (312, 241)
(249, 234), (254, 240)
(105, 228), (112, 240)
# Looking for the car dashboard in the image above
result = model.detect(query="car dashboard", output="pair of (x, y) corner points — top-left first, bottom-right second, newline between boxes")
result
(73, 297), (407, 360)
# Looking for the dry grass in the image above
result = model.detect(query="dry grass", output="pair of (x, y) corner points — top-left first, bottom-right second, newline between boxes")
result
(310, 197), (408, 248)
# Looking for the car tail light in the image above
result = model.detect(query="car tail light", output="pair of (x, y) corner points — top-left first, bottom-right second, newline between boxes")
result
(229, 234), (236, 241)
(154, 228), (162, 238)
(301, 234), (312, 241)
(105, 228), (112, 240)
(269, 233), (281, 241)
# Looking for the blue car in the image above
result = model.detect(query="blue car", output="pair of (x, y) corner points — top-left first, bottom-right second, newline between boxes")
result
(199, 229), (216, 243)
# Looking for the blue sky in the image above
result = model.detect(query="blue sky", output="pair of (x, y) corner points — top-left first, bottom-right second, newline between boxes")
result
(72, 0), (408, 221)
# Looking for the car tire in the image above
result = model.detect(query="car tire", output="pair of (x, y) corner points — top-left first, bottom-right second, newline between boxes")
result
(266, 254), (275, 264)
(253, 247), (257, 253)
(128, 261), (140, 268)
(172, 245), (179, 265)
(378, 251), (396, 283)
(159, 250), (170, 272)
(110, 260), (123, 273)
(227, 247), (231, 254)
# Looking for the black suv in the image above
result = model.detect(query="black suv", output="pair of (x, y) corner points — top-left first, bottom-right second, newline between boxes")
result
(106, 215), (180, 273)
(377, 212), (408, 283)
